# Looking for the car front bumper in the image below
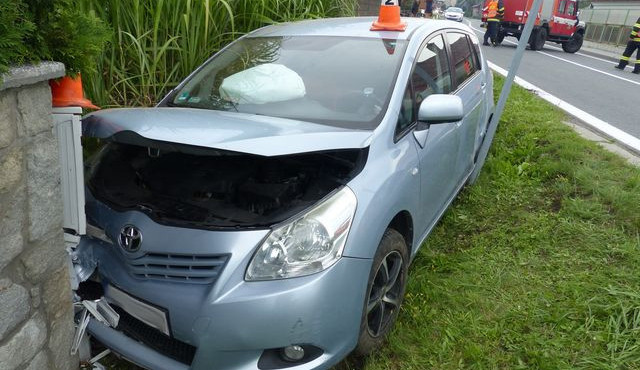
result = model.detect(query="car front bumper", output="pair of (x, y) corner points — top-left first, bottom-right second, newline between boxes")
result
(85, 235), (372, 370)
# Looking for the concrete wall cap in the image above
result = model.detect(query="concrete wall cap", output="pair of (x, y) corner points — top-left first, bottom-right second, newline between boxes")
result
(0, 62), (66, 92)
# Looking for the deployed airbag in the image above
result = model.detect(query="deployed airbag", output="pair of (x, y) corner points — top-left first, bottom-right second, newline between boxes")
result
(219, 63), (305, 104)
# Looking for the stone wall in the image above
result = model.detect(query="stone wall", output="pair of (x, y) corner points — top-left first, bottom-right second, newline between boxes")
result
(0, 63), (78, 370)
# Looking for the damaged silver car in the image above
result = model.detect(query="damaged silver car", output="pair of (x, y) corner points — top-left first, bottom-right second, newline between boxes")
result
(73, 16), (495, 370)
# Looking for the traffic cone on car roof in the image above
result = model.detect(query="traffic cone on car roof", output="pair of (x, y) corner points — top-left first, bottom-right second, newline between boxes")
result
(371, 0), (407, 32)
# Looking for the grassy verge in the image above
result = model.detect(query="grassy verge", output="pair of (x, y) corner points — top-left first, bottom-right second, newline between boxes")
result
(105, 77), (640, 369)
(338, 76), (640, 369)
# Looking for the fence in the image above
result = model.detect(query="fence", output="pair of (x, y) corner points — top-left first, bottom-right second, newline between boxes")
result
(580, 8), (640, 46)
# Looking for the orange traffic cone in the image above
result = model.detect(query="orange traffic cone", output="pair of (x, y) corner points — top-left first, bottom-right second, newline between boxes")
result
(50, 74), (99, 110)
(371, 0), (407, 32)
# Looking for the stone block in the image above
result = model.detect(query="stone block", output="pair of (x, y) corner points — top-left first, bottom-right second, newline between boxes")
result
(17, 82), (53, 137)
(48, 315), (77, 370)
(42, 267), (73, 322)
(0, 185), (26, 237)
(20, 233), (65, 283)
(0, 90), (17, 149)
(0, 147), (23, 194)
(24, 350), (51, 370)
(26, 133), (62, 241)
(0, 279), (30, 341)
(0, 233), (23, 272)
(0, 313), (47, 370)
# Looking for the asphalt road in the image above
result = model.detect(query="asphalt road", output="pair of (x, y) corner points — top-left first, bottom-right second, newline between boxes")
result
(465, 19), (640, 140)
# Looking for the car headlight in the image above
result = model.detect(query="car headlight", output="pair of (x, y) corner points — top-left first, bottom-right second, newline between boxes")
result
(246, 186), (357, 281)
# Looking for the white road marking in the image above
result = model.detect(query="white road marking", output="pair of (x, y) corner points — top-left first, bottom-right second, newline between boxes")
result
(488, 61), (640, 153)
(537, 51), (640, 86)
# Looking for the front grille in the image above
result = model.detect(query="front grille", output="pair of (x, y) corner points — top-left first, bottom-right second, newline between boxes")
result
(113, 305), (197, 365)
(126, 252), (229, 284)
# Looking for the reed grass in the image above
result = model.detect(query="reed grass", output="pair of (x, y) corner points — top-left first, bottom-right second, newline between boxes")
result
(78, 0), (357, 107)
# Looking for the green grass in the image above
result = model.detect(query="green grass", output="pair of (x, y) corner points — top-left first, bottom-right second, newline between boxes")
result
(104, 77), (640, 369)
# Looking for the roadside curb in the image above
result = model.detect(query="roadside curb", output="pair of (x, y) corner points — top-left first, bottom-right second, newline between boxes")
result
(487, 61), (640, 165)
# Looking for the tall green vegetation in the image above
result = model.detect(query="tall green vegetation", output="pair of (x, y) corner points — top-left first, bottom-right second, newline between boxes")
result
(79, 0), (357, 107)
(0, 0), (36, 77)
(0, 0), (109, 81)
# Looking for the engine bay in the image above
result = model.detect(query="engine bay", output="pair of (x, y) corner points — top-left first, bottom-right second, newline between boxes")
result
(86, 139), (366, 229)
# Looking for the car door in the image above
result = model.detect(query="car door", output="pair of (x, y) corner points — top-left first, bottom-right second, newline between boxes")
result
(396, 33), (460, 238)
(444, 31), (486, 178)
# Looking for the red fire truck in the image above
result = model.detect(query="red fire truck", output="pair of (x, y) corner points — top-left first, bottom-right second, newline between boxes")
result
(482, 0), (586, 52)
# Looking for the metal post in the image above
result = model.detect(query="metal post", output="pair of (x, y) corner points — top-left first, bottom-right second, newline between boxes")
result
(469, 0), (545, 183)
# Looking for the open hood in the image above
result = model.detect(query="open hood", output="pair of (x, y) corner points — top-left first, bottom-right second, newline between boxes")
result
(83, 108), (373, 156)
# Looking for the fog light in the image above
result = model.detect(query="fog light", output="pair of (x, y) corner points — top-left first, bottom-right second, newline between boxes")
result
(282, 345), (305, 362)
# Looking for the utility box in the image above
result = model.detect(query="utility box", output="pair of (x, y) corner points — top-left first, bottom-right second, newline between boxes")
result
(54, 106), (86, 245)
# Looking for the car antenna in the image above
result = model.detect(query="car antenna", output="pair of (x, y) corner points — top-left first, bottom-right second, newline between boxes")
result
(371, 0), (407, 31)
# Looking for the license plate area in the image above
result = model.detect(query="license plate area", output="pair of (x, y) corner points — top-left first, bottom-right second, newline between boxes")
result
(106, 285), (170, 336)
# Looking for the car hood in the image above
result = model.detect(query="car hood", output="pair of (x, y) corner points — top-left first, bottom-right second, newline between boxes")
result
(82, 107), (373, 156)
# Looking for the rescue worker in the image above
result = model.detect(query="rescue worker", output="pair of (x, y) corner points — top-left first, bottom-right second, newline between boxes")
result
(483, 0), (504, 46)
(614, 17), (640, 74)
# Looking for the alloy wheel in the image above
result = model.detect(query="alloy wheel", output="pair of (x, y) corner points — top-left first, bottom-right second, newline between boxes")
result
(366, 250), (404, 337)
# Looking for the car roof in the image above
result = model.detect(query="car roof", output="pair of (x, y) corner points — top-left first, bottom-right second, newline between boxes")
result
(249, 17), (457, 40)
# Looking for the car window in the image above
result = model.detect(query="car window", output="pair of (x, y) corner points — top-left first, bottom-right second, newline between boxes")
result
(557, 0), (566, 13)
(469, 34), (482, 72)
(169, 36), (408, 130)
(411, 34), (451, 106)
(446, 32), (477, 87)
(567, 2), (576, 16)
(396, 85), (414, 137)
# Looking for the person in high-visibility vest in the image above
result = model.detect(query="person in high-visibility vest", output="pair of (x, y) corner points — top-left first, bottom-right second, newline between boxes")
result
(483, 0), (504, 46)
(615, 17), (640, 74)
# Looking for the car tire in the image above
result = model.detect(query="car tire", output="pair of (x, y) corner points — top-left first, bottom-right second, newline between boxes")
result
(496, 31), (505, 45)
(562, 32), (583, 53)
(353, 228), (409, 357)
(529, 27), (546, 50)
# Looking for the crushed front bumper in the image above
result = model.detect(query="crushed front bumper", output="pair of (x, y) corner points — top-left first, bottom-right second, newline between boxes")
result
(85, 236), (371, 369)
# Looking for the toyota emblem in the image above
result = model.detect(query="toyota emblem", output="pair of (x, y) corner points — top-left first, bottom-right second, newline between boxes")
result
(119, 225), (142, 252)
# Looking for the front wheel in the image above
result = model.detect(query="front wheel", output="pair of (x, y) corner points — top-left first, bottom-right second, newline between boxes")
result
(529, 27), (547, 50)
(562, 32), (583, 53)
(353, 228), (409, 356)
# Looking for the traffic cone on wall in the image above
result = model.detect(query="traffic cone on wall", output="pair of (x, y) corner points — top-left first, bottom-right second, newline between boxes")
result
(50, 74), (99, 110)
(371, 0), (407, 31)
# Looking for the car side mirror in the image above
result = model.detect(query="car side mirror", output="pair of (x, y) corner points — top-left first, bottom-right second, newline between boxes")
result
(417, 94), (464, 124)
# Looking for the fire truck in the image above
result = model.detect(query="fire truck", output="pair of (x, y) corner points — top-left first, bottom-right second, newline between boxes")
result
(482, 0), (586, 53)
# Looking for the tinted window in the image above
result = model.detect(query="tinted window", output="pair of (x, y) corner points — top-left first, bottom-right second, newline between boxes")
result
(447, 33), (477, 87)
(411, 34), (452, 106)
(170, 36), (408, 130)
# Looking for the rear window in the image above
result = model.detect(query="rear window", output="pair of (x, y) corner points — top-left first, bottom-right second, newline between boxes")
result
(446, 32), (478, 87)
(168, 36), (408, 130)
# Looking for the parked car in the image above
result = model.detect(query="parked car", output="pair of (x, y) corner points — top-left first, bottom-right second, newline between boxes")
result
(444, 6), (465, 22)
(78, 16), (495, 370)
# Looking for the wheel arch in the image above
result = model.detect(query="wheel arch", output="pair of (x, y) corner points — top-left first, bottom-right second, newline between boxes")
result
(387, 211), (414, 256)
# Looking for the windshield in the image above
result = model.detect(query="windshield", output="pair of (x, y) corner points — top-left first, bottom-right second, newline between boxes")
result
(169, 36), (408, 130)
(447, 7), (463, 12)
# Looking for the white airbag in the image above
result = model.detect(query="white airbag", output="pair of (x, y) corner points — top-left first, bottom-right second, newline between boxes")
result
(219, 63), (306, 104)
